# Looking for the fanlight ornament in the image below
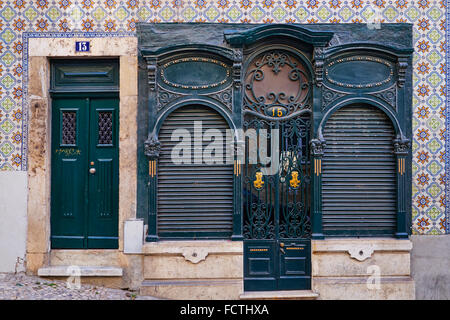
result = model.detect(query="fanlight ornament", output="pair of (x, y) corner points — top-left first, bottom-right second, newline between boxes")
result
(244, 50), (311, 117)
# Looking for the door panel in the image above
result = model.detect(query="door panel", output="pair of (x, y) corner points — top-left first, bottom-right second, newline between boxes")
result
(278, 240), (311, 289)
(51, 100), (89, 248)
(244, 241), (277, 291)
(51, 97), (118, 249)
(87, 99), (119, 248)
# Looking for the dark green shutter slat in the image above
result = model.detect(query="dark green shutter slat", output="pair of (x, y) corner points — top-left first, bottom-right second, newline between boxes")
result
(157, 106), (233, 238)
(322, 105), (396, 236)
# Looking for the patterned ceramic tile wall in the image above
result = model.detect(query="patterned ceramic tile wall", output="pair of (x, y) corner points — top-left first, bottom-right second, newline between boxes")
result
(0, 0), (447, 234)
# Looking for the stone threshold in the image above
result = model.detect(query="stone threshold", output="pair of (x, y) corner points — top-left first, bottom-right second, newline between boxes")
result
(37, 266), (123, 277)
(239, 290), (319, 300)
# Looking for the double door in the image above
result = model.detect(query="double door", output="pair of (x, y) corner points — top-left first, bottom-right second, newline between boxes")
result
(243, 116), (312, 291)
(51, 97), (119, 249)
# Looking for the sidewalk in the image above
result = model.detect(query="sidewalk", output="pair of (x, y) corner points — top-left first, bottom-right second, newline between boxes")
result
(0, 272), (159, 300)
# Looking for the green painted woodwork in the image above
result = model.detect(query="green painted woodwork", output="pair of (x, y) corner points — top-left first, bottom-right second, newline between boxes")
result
(51, 59), (119, 93)
(51, 96), (119, 249)
(244, 240), (311, 291)
(137, 24), (414, 245)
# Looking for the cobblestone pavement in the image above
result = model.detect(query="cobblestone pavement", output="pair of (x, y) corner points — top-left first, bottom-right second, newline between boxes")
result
(0, 273), (159, 300)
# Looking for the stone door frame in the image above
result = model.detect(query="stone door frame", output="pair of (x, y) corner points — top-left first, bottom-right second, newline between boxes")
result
(26, 35), (138, 272)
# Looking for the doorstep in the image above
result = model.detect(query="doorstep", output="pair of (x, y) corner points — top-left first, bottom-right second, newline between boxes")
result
(37, 266), (123, 277)
(239, 290), (319, 300)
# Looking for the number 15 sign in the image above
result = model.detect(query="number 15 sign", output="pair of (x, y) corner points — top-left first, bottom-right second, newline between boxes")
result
(75, 41), (90, 52)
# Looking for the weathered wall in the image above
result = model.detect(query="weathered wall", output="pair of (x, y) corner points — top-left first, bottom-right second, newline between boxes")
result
(0, 171), (27, 272)
(411, 235), (450, 299)
(141, 241), (243, 299)
(312, 239), (415, 300)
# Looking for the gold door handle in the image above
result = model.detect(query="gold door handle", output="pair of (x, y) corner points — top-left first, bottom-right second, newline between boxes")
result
(89, 168), (96, 174)
(280, 242), (285, 254)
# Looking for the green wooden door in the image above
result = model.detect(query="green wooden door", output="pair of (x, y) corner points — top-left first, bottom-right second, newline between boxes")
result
(51, 97), (119, 249)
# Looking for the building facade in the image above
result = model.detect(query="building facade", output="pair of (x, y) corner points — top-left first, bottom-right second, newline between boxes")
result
(0, 1), (449, 300)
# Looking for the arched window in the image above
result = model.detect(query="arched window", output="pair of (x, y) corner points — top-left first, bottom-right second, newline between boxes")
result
(322, 104), (397, 236)
(157, 105), (234, 239)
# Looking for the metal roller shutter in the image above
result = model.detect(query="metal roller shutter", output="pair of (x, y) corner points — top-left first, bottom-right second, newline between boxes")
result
(157, 105), (233, 239)
(322, 105), (397, 236)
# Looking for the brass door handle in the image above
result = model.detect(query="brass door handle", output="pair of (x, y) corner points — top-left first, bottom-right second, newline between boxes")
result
(280, 242), (285, 254)
(89, 168), (96, 174)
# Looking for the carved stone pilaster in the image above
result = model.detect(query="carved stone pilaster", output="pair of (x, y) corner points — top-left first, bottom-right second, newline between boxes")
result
(393, 136), (410, 155)
(146, 57), (157, 91)
(144, 135), (161, 160)
(232, 48), (243, 89)
(313, 47), (325, 87)
(310, 139), (326, 157)
(397, 58), (408, 88)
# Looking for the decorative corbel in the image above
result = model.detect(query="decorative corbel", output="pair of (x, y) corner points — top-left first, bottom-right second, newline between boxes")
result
(397, 58), (408, 88)
(393, 135), (410, 156)
(146, 57), (157, 91)
(313, 47), (325, 87)
(310, 138), (326, 157)
(144, 135), (161, 160)
(232, 48), (243, 89)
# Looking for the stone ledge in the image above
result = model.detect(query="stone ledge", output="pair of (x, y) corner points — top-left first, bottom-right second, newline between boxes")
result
(143, 240), (243, 255)
(239, 290), (319, 300)
(312, 238), (413, 253)
(313, 276), (414, 284)
(37, 266), (123, 277)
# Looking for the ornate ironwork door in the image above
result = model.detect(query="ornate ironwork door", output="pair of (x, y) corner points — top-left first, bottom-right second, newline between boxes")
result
(51, 97), (119, 249)
(243, 116), (312, 291)
(242, 49), (312, 291)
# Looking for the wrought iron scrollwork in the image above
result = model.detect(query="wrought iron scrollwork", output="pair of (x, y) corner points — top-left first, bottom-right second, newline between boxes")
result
(244, 50), (311, 118)
(243, 116), (311, 240)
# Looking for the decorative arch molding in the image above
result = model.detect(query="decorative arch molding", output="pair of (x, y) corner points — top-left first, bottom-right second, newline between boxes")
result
(224, 24), (334, 47)
(144, 97), (240, 163)
(317, 96), (405, 141)
(140, 44), (237, 63)
(152, 98), (239, 138)
(323, 42), (415, 58)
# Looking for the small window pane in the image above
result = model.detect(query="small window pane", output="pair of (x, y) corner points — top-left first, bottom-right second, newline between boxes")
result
(98, 111), (113, 145)
(62, 111), (77, 145)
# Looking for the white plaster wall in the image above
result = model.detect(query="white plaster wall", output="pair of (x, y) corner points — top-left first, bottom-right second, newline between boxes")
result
(0, 171), (27, 272)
